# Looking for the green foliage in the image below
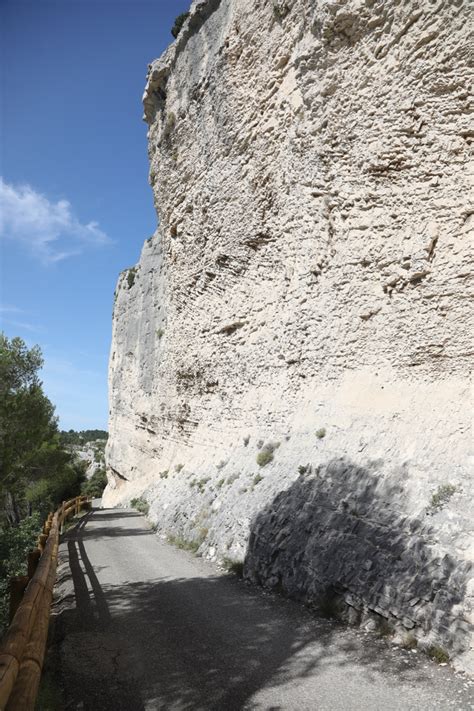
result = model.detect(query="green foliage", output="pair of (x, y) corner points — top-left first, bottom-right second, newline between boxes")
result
(131, 497), (149, 515)
(430, 484), (457, 512)
(298, 464), (308, 475)
(174, 463), (184, 473)
(315, 428), (326, 439)
(171, 12), (189, 38)
(256, 450), (273, 466)
(0, 334), (82, 525)
(216, 478), (225, 489)
(127, 267), (137, 289)
(25, 459), (86, 521)
(82, 468), (107, 499)
(163, 112), (177, 146)
(156, 328), (164, 339)
(253, 473), (264, 485)
(222, 557), (244, 577)
(0, 513), (42, 634)
(256, 442), (277, 467)
(168, 535), (200, 553)
(159, 470), (169, 479)
(427, 645), (449, 663)
(59, 429), (108, 446)
(197, 477), (210, 493)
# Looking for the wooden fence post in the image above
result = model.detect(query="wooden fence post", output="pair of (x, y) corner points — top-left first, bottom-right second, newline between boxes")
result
(37, 534), (48, 552)
(27, 549), (41, 580)
(8, 576), (29, 623)
(59, 501), (65, 534)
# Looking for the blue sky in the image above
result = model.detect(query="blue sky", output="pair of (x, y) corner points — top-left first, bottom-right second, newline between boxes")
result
(1, 0), (190, 430)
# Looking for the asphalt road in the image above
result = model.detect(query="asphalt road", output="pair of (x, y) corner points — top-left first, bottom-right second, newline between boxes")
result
(51, 505), (473, 711)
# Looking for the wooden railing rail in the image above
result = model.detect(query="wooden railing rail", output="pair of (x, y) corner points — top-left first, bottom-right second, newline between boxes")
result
(0, 495), (91, 710)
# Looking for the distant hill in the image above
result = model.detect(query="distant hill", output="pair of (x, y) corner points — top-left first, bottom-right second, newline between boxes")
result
(60, 429), (108, 445)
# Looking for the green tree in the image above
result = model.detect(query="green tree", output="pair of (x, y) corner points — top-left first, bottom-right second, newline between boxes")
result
(82, 468), (107, 499)
(0, 334), (81, 523)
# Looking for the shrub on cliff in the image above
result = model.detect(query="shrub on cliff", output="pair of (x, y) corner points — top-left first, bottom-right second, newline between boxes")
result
(171, 12), (189, 39)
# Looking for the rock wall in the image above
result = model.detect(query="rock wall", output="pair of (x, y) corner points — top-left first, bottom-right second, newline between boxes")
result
(105, 0), (473, 670)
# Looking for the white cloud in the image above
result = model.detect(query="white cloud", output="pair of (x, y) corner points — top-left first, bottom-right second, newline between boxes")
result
(2, 318), (42, 333)
(0, 177), (110, 264)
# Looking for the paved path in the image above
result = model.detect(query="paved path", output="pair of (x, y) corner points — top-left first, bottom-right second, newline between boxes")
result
(51, 505), (473, 710)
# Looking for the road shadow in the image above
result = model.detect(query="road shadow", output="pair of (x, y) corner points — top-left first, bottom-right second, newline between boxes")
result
(47, 500), (464, 711)
(244, 457), (470, 658)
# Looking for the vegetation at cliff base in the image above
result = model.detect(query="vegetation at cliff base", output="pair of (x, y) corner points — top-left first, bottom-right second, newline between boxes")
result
(82, 468), (108, 499)
(131, 497), (150, 515)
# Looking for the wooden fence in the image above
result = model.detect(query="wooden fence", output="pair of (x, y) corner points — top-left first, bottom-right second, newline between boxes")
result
(0, 495), (91, 710)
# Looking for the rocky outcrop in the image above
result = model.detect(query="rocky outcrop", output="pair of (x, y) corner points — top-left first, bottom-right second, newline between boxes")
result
(105, 0), (473, 671)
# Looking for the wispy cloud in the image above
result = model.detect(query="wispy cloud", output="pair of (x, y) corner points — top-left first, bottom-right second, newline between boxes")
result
(0, 305), (25, 314)
(0, 177), (111, 264)
(0, 305), (43, 333)
(2, 318), (43, 333)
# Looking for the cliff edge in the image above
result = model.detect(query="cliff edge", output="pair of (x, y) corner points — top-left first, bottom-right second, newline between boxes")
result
(105, 0), (473, 672)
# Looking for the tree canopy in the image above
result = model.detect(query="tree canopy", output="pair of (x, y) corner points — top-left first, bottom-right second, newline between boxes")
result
(0, 334), (85, 524)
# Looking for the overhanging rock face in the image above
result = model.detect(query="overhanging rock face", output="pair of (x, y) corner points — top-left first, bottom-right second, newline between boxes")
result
(105, 0), (473, 671)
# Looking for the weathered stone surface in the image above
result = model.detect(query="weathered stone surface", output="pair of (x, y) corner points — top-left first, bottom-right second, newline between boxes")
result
(105, 0), (473, 672)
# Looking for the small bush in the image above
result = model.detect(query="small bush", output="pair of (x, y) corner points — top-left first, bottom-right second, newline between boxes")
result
(198, 527), (209, 541)
(127, 267), (137, 289)
(222, 557), (244, 578)
(257, 450), (273, 466)
(159, 470), (168, 479)
(163, 112), (176, 143)
(168, 527), (207, 554)
(171, 12), (189, 39)
(197, 477), (210, 493)
(316, 428), (326, 439)
(216, 478), (225, 489)
(131, 497), (149, 515)
(427, 645), (449, 664)
(401, 633), (418, 650)
(243, 436), (250, 446)
(226, 473), (240, 485)
(256, 441), (279, 467)
(430, 484), (456, 512)
(253, 473), (263, 486)
(168, 535), (199, 553)
(175, 463), (184, 473)
(273, 0), (290, 19)
(156, 328), (164, 338)
(298, 464), (308, 475)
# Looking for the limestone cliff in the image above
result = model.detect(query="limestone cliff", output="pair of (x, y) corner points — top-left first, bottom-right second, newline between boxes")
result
(105, 0), (473, 671)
